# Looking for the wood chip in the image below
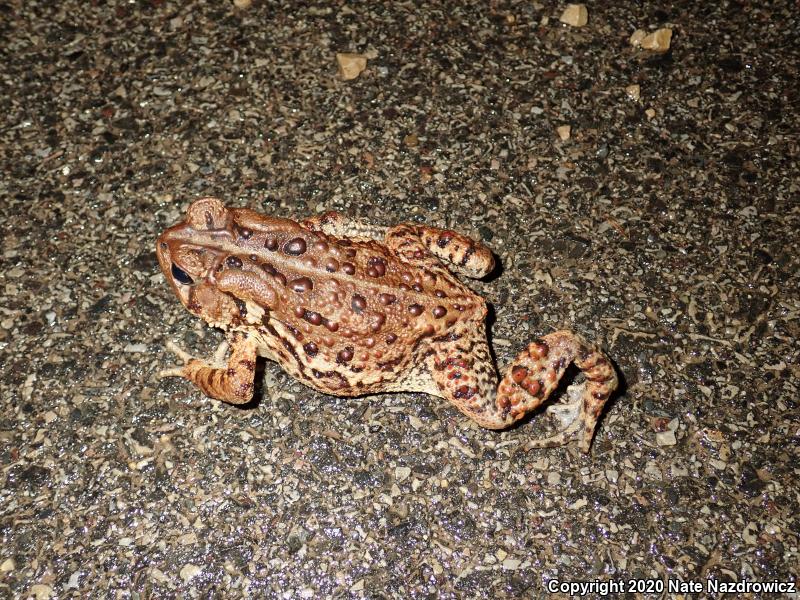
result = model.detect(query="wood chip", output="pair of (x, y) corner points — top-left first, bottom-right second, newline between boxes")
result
(559, 4), (588, 27)
(336, 53), (368, 80)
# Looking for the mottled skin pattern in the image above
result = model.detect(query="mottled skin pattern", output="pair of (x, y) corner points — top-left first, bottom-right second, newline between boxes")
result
(157, 198), (618, 452)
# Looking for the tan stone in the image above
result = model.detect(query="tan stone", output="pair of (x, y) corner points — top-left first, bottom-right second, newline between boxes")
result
(556, 125), (571, 141)
(629, 29), (646, 47)
(233, 0), (252, 8)
(626, 84), (641, 101)
(336, 53), (368, 80)
(641, 28), (672, 52)
(559, 4), (588, 27)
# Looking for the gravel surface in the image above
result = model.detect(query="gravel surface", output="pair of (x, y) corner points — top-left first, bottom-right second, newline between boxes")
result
(1, 1), (798, 597)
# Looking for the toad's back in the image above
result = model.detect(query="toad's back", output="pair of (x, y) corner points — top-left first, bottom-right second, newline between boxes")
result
(157, 201), (485, 395)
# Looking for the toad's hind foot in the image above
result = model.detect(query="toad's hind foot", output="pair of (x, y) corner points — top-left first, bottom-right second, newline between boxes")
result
(522, 383), (588, 451)
(498, 331), (618, 453)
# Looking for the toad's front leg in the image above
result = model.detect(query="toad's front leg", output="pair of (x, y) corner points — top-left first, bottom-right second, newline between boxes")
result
(159, 331), (257, 404)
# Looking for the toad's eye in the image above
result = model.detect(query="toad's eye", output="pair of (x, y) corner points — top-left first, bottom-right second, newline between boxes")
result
(171, 263), (194, 285)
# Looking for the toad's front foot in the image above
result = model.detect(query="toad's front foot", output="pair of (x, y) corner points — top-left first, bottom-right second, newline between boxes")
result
(159, 334), (257, 405)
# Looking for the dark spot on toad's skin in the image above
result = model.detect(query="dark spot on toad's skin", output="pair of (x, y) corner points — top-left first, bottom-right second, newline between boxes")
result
(342, 262), (355, 275)
(284, 237), (307, 255)
(336, 347), (354, 363)
(232, 297), (247, 318)
(379, 293), (396, 305)
(302, 310), (323, 325)
(238, 227), (253, 240)
(432, 306), (447, 318)
(265, 238), (278, 251)
(282, 321), (303, 341)
(303, 342), (318, 357)
(434, 290), (447, 298)
(367, 257), (386, 277)
(437, 234), (452, 248)
(412, 283), (423, 292)
(351, 294), (367, 313)
(290, 277), (313, 293)
(325, 259), (339, 272)
(386, 333), (397, 344)
(454, 385), (477, 399)
(460, 245), (475, 266)
(530, 341), (549, 359)
(370, 313), (385, 331)
(432, 331), (461, 343)
(378, 355), (403, 371)
(226, 256), (243, 268)
(409, 304), (423, 316)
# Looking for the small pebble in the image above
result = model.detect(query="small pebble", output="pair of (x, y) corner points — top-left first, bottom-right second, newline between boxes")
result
(629, 29), (646, 47)
(641, 28), (673, 52)
(556, 125), (571, 140)
(29, 585), (52, 600)
(656, 430), (677, 446)
(502, 558), (522, 570)
(559, 4), (588, 27)
(742, 522), (758, 545)
(336, 53), (368, 80)
(626, 84), (641, 101)
(180, 564), (202, 583)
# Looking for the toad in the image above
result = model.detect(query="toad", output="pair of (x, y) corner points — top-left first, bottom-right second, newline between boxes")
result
(157, 198), (618, 452)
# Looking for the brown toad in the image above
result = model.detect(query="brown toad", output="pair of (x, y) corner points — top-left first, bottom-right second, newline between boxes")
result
(157, 198), (618, 452)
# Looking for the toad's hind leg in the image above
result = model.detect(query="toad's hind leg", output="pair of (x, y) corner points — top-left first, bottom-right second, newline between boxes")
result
(429, 329), (617, 453)
(498, 331), (618, 453)
(302, 211), (388, 240)
(386, 224), (495, 278)
(424, 323), (503, 427)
